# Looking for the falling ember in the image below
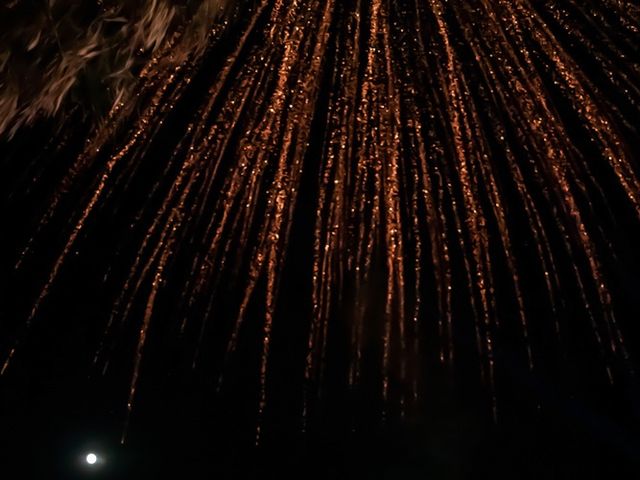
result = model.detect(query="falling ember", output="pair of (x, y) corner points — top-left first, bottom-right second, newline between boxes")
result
(1, 0), (640, 443)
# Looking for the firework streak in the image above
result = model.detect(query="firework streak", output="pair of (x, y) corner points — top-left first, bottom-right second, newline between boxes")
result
(2, 0), (640, 442)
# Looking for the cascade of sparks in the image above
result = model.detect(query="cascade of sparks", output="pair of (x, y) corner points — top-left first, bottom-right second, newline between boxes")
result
(2, 0), (640, 443)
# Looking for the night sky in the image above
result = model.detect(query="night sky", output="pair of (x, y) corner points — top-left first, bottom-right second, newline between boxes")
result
(2, 1), (640, 478)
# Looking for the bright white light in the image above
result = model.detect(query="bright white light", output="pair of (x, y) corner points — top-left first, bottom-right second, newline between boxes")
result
(86, 453), (98, 465)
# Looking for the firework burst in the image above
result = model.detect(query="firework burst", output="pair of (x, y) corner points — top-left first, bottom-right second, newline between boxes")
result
(1, 0), (640, 445)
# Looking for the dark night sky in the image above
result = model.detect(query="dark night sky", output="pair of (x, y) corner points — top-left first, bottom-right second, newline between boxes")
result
(2, 1), (640, 478)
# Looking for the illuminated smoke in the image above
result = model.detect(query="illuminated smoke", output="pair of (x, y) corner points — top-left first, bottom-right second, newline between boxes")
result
(0, 0), (231, 137)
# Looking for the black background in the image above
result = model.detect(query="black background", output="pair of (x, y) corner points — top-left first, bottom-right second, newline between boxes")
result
(2, 1), (640, 478)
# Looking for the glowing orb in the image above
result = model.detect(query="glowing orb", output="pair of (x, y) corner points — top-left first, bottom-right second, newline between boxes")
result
(86, 453), (98, 465)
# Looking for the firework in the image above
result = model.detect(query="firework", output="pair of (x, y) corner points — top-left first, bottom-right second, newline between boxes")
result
(2, 0), (639, 445)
